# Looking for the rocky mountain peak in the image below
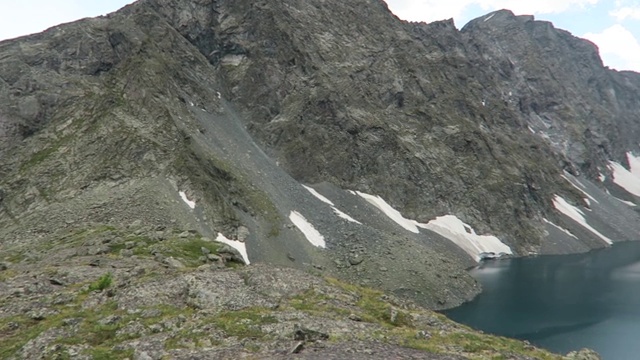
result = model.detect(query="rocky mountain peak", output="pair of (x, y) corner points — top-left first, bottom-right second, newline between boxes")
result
(462, 9), (534, 31)
(0, 1), (638, 357)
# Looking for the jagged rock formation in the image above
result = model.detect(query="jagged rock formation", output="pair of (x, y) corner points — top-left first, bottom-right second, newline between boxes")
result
(0, 0), (639, 327)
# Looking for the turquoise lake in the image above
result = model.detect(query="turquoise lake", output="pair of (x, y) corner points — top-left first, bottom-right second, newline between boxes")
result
(443, 241), (640, 360)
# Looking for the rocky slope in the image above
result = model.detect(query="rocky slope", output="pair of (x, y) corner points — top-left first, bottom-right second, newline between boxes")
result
(0, 225), (596, 359)
(0, 0), (638, 355)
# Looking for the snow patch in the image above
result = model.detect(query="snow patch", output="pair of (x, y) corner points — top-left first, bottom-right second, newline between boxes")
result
(215, 233), (250, 265)
(419, 215), (512, 262)
(614, 197), (637, 207)
(561, 174), (599, 204)
(179, 191), (196, 209)
(484, 13), (496, 22)
(289, 211), (326, 248)
(609, 160), (640, 197)
(303, 185), (334, 205)
(543, 218), (578, 239)
(333, 208), (361, 224)
(353, 191), (511, 261)
(628, 152), (640, 178)
(303, 185), (361, 224)
(355, 191), (419, 233)
(528, 126), (536, 134)
(552, 195), (612, 244)
(599, 173), (606, 182)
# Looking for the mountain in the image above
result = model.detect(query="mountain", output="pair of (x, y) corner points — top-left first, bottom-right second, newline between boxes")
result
(0, 0), (637, 357)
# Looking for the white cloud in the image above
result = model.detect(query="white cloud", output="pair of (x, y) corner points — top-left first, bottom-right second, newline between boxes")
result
(384, 0), (599, 23)
(384, 0), (473, 23)
(584, 24), (640, 71)
(476, 0), (599, 15)
(610, 6), (640, 21)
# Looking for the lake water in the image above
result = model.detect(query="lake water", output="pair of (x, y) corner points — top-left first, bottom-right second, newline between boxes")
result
(443, 241), (640, 360)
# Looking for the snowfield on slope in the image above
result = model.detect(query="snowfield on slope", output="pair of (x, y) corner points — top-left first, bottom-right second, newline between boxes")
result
(179, 191), (196, 209)
(216, 233), (250, 265)
(303, 185), (361, 224)
(609, 152), (640, 197)
(353, 191), (420, 233)
(552, 195), (613, 244)
(352, 191), (512, 261)
(289, 211), (326, 248)
(544, 218), (578, 239)
(562, 173), (599, 205)
(422, 215), (513, 262)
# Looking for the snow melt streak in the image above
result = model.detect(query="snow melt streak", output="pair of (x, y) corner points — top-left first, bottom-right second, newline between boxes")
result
(552, 195), (612, 244)
(179, 191), (196, 209)
(543, 218), (578, 239)
(303, 185), (361, 224)
(355, 191), (419, 233)
(561, 174), (598, 204)
(302, 185), (334, 205)
(216, 233), (250, 265)
(289, 211), (326, 248)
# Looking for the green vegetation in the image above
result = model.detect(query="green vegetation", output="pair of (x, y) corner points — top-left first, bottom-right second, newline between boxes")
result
(326, 277), (411, 327)
(0, 269), (17, 282)
(0, 222), (562, 360)
(285, 278), (562, 360)
(398, 330), (562, 360)
(211, 308), (278, 339)
(175, 148), (282, 238)
(155, 237), (221, 267)
(86, 273), (113, 293)
(21, 223), (236, 269)
(0, 295), (195, 359)
(19, 135), (72, 173)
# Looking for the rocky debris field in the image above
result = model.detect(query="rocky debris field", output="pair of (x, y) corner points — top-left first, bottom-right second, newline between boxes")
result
(0, 223), (599, 359)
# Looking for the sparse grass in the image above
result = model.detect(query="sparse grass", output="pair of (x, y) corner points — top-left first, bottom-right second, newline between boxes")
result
(211, 308), (278, 339)
(4, 251), (26, 263)
(88, 348), (135, 360)
(0, 315), (55, 358)
(326, 277), (411, 327)
(86, 273), (113, 293)
(19, 135), (72, 172)
(149, 237), (222, 267)
(408, 330), (563, 360)
(288, 288), (350, 319)
(175, 149), (282, 238)
(0, 269), (17, 282)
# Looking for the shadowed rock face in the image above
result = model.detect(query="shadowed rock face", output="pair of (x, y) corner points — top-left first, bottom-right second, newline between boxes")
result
(0, 0), (638, 313)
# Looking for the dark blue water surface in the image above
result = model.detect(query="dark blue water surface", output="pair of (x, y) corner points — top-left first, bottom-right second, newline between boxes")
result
(443, 241), (640, 360)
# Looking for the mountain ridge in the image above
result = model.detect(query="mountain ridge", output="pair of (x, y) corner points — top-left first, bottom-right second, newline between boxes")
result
(0, 2), (638, 357)
(2, 1), (635, 357)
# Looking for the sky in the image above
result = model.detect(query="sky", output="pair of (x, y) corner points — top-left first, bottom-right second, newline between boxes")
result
(0, 0), (638, 72)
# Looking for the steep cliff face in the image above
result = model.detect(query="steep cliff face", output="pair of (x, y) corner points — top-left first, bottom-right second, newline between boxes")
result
(461, 10), (640, 176)
(142, 0), (640, 248)
(0, 0), (639, 315)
